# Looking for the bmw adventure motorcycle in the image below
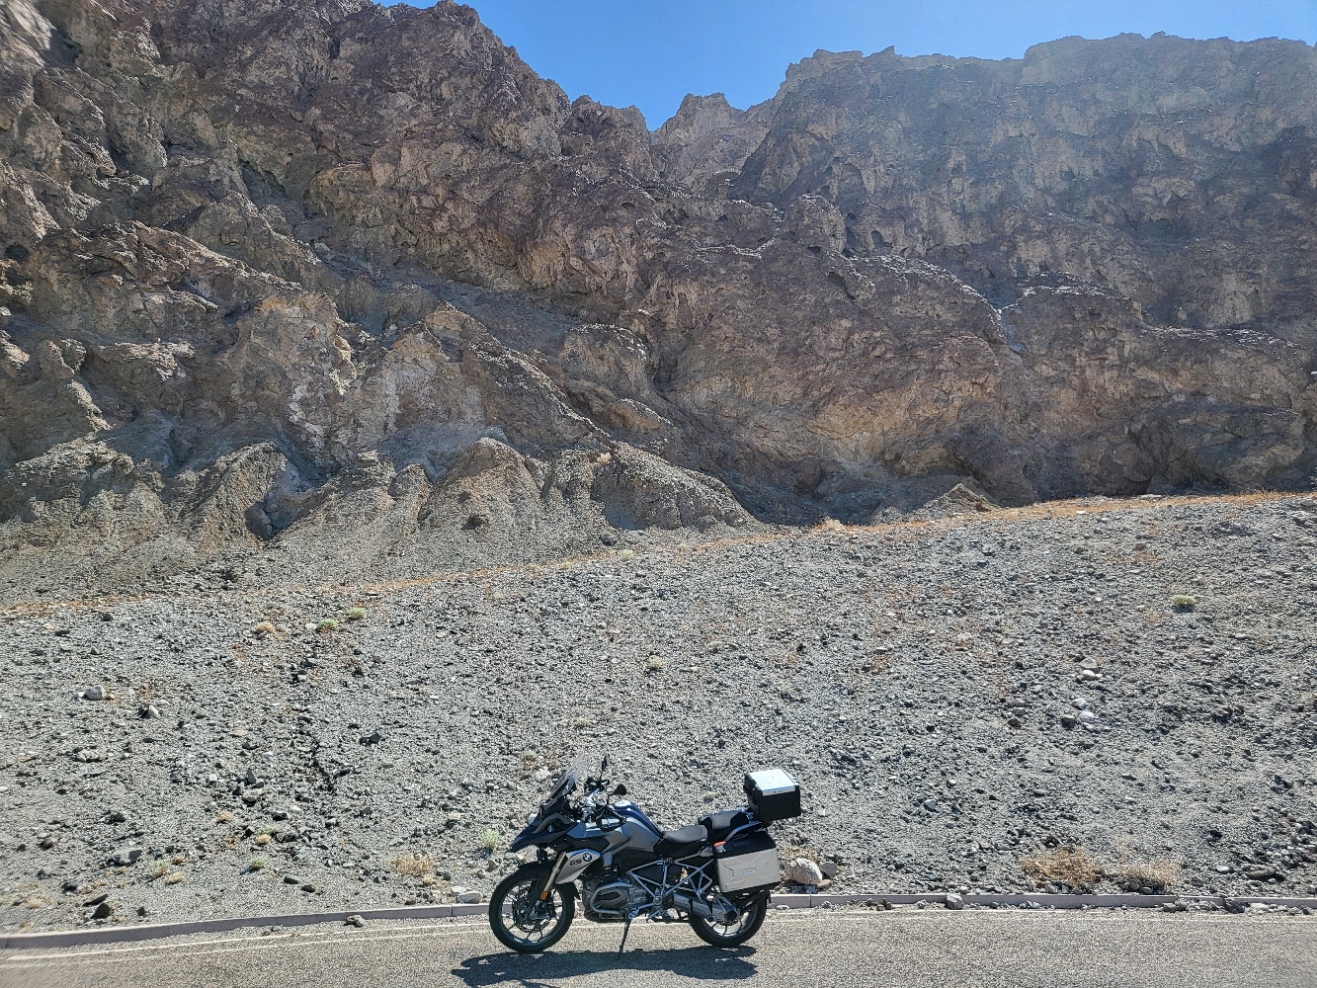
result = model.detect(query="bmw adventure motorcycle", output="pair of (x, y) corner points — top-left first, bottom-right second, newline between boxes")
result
(488, 758), (801, 953)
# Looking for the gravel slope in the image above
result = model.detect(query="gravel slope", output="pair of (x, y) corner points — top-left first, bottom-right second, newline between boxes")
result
(2, 493), (1316, 933)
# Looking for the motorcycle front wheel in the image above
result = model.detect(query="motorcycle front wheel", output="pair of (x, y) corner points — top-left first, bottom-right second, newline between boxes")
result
(488, 865), (576, 953)
(690, 896), (768, 948)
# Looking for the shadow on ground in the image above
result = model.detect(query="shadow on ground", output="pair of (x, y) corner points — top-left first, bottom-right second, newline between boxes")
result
(452, 947), (757, 986)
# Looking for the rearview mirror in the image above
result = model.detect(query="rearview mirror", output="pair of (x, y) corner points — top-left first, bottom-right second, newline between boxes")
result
(601, 754), (610, 774)
(612, 783), (627, 797)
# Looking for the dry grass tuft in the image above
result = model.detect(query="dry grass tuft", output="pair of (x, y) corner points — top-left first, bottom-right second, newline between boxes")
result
(253, 621), (277, 636)
(1020, 846), (1103, 892)
(392, 852), (434, 879)
(1110, 851), (1181, 893)
(216, 811), (235, 824)
(165, 872), (185, 885)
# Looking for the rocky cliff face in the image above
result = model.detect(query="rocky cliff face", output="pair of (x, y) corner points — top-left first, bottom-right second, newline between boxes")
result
(0, 0), (1314, 594)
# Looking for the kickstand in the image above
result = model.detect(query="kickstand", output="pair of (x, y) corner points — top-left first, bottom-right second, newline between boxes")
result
(617, 917), (632, 956)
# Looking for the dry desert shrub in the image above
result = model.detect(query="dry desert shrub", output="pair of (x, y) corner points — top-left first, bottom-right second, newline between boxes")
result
(1110, 851), (1181, 893)
(392, 852), (434, 879)
(1019, 846), (1103, 892)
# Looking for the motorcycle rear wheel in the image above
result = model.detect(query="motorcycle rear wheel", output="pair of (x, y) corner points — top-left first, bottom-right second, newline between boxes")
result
(488, 866), (576, 953)
(689, 896), (768, 948)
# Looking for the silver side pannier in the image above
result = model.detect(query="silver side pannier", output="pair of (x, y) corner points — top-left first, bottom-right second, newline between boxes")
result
(715, 829), (780, 892)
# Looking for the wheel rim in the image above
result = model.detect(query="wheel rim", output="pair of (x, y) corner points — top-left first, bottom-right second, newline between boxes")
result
(497, 878), (568, 948)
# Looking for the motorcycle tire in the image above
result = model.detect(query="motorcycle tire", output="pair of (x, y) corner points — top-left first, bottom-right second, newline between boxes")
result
(689, 896), (768, 948)
(488, 865), (576, 954)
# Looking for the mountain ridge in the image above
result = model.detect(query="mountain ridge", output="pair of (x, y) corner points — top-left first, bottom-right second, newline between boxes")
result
(0, 0), (1314, 598)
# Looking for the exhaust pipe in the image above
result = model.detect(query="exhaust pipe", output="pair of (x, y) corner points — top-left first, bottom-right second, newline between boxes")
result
(670, 894), (736, 924)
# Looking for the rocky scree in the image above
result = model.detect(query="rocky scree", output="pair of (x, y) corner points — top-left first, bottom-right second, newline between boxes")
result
(2, 495), (1316, 931)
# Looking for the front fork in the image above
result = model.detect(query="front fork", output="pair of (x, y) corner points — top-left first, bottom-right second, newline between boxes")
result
(538, 852), (568, 903)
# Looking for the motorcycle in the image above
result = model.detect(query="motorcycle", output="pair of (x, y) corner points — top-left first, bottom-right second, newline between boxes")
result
(487, 757), (801, 953)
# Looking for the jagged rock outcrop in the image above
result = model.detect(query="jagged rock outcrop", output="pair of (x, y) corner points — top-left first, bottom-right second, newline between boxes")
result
(0, 0), (1314, 594)
(654, 92), (771, 193)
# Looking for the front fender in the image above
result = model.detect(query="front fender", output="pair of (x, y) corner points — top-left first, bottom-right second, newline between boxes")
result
(509, 822), (560, 853)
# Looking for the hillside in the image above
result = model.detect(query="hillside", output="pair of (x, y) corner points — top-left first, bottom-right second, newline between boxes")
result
(2, 493), (1315, 930)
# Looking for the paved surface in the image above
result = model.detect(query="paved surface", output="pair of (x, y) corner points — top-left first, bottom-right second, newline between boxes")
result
(3, 910), (1315, 988)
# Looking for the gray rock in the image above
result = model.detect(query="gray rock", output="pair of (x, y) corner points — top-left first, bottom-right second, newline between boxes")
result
(454, 890), (482, 904)
(82, 686), (107, 701)
(784, 858), (824, 885)
(108, 848), (142, 867)
(345, 914), (365, 928)
(944, 893), (965, 910)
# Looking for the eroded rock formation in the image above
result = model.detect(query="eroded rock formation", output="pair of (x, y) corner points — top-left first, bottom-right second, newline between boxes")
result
(0, 0), (1314, 592)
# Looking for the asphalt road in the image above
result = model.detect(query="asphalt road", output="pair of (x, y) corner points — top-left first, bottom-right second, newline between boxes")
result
(3, 910), (1315, 988)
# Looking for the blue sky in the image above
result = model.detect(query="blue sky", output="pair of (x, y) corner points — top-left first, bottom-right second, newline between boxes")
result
(379, 1), (1317, 127)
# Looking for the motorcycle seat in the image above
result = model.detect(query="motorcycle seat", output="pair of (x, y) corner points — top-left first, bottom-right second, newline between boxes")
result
(656, 823), (708, 858)
(699, 808), (750, 843)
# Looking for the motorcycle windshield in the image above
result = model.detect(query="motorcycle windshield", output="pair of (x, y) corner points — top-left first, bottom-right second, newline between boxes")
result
(537, 767), (578, 820)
